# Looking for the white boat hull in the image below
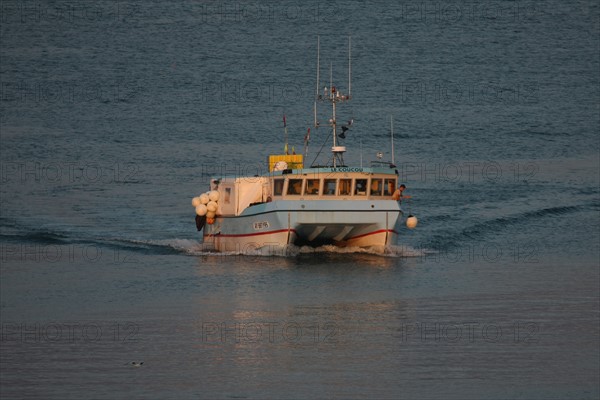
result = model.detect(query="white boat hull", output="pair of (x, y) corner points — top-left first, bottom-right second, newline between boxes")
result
(203, 200), (403, 254)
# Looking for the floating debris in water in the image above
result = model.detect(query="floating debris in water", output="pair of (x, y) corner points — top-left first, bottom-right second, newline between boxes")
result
(126, 361), (144, 367)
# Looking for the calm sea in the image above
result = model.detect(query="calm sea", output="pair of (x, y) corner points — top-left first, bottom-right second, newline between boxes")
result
(1, 1), (599, 399)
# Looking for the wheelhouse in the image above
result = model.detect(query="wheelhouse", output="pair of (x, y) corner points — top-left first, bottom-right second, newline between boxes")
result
(271, 167), (398, 200)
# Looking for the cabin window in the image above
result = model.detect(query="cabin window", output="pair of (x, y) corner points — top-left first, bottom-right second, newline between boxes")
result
(355, 179), (368, 195)
(274, 179), (284, 196)
(323, 179), (336, 195)
(370, 179), (383, 196)
(339, 179), (352, 195)
(287, 179), (303, 195)
(224, 188), (232, 204)
(305, 179), (320, 195)
(384, 179), (396, 196)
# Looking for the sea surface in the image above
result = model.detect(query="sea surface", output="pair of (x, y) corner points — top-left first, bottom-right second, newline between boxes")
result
(1, 1), (599, 399)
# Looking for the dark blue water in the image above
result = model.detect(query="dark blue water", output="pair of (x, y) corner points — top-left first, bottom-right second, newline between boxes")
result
(1, 1), (599, 399)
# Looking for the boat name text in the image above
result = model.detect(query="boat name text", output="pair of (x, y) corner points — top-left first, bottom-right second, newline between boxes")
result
(328, 167), (363, 173)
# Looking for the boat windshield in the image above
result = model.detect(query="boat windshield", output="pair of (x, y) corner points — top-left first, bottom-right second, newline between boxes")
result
(323, 179), (336, 195)
(355, 179), (367, 195)
(274, 175), (396, 198)
(339, 179), (351, 195)
(305, 179), (320, 195)
(287, 179), (302, 195)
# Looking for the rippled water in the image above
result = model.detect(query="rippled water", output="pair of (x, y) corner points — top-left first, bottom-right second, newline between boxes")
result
(1, 1), (599, 399)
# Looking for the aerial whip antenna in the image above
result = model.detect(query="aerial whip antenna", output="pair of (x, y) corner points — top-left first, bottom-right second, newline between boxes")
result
(391, 115), (395, 165)
(314, 36), (320, 128)
(348, 35), (352, 98)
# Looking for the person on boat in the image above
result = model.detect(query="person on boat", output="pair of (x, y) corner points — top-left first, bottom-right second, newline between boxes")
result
(306, 180), (319, 195)
(392, 184), (411, 202)
(355, 180), (367, 195)
(386, 180), (395, 196)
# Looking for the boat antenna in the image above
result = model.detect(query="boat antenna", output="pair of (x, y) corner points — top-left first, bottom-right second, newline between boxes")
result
(283, 114), (288, 154)
(360, 131), (363, 168)
(314, 35), (320, 128)
(304, 128), (310, 162)
(390, 115), (395, 164)
(330, 62), (333, 91)
(348, 35), (351, 98)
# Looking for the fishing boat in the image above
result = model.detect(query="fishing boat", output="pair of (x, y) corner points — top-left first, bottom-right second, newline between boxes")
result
(191, 37), (417, 254)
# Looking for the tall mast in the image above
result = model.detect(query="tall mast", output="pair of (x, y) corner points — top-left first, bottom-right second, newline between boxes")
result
(331, 62), (336, 158)
(313, 36), (352, 168)
(329, 62), (333, 90)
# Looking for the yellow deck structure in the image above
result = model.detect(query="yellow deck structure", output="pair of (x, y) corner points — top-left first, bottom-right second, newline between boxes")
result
(267, 154), (303, 171)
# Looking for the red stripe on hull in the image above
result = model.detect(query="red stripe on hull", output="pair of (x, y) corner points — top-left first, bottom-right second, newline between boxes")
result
(206, 229), (297, 238)
(206, 228), (397, 241)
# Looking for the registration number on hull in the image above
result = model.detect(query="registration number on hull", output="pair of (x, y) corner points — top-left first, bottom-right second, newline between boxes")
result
(253, 221), (270, 230)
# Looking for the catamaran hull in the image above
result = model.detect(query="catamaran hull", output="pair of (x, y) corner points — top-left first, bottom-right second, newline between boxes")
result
(202, 200), (403, 254)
